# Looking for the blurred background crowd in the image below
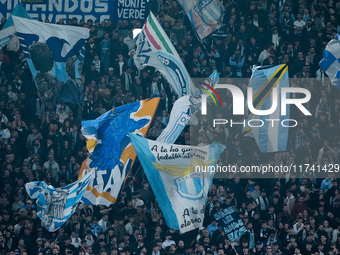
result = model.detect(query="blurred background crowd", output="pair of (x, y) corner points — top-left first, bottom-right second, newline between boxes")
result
(0, 0), (340, 254)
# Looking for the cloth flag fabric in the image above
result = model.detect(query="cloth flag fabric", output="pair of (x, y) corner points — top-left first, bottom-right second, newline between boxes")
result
(157, 70), (219, 144)
(0, 4), (31, 49)
(79, 98), (160, 206)
(12, 16), (89, 103)
(135, 12), (192, 96)
(177, 0), (225, 40)
(242, 64), (290, 152)
(25, 171), (94, 232)
(319, 34), (340, 89)
(0, 26), (15, 49)
(130, 133), (225, 233)
(213, 206), (247, 242)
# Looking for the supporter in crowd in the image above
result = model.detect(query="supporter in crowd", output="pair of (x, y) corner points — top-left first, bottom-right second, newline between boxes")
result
(0, 0), (340, 254)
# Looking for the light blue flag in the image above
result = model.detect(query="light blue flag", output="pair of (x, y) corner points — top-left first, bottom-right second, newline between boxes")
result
(319, 34), (340, 89)
(25, 171), (94, 232)
(243, 64), (290, 152)
(12, 16), (89, 103)
(0, 4), (31, 48)
(0, 26), (15, 49)
(177, 0), (225, 39)
(157, 71), (219, 144)
(130, 133), (225, 233)
(3, 4), (32, 29)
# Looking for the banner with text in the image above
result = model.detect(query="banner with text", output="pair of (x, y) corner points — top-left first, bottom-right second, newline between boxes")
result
(213, 206), (247, 242)
(114, 0), (149, 24)
(130, 133), (225, 233)
(0, 0), (148, 24)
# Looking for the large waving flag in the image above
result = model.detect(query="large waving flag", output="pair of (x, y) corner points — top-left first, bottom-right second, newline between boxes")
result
(12, 16), (89, 103)
(157, 70), (219, 144)
(319, 34), (340, 89)
(0, 4), (31, 49)
(135, 12), (192, 96)
(130, 133), (225, 233)
(79, 98), (160, 206)
(243, 64), (290, 152)
(25, 171), (94, 232)
(177, 0), (225, 40)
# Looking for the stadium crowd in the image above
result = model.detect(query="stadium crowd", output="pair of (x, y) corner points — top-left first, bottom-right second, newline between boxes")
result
(1, 0), (340, 254)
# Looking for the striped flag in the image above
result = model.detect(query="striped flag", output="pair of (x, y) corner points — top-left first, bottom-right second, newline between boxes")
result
(177, 0), (225, 39)
(243, 64), (290, 152)
(319, 34), (340, 89)
(25, 171), (94, 232)
(135, 12), (192, 96)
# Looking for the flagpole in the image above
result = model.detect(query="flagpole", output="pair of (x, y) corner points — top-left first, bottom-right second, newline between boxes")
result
(32, 79), (47, 107)
(231, 244), (239, 255)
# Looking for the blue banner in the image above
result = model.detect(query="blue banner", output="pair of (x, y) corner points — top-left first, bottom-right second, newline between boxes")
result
(0, 0), (148, 24)
(114, 0), (149, 24)
(213, 206), (247, 242)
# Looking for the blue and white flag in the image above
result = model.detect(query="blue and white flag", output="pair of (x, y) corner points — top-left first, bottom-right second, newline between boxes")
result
(130, 133), (225, 233)
(319, 34), (340, 89)
(157, 71), (219, 144)
(0, 4), (31, 49)
(243, 64), (290, 152)
(25, 171), (94, 232)
(12, 16), (89, 102)
(79, 98), (160, 206)
(0, 26), (15, 49)
(134, 12), (192, 96)
(177, 0), (225, 39)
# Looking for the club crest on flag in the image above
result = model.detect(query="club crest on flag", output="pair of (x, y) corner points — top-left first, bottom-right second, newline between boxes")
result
(175, 172), (205, 200)
(178, 0), (224, 39)
(130, 134), (225, 233)
(152, 158), (214, 200)
(194, 0), (224, 25)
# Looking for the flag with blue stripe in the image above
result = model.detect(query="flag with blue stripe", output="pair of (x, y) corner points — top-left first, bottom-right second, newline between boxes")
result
(0, 4), (31, 49)
(177, 0), (225, 39)
(12, 16), (89, 102)
(319, 34), (340, 89)
(242, 64), (290, 152)
(25, 171), (94, 232)
(130, 133), (225, 233)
